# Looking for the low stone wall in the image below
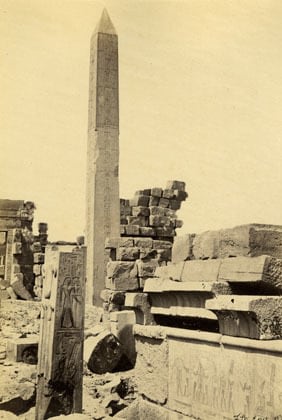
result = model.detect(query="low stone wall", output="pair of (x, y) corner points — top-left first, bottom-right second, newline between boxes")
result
(133, 325), (282, 420)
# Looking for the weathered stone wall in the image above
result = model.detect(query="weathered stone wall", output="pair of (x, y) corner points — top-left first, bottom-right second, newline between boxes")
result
(0, 200), (48, 300)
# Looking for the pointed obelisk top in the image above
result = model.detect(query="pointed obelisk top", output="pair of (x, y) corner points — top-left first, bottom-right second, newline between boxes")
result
(94, 8), (117, 35)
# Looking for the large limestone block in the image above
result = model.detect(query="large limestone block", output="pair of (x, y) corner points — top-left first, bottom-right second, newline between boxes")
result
(171, 234), (194, 263)
(193, 224), (282, 259)
(206, 295), (282, 339)
(84, 330), (123, 373)
(219, 255), (282, 290)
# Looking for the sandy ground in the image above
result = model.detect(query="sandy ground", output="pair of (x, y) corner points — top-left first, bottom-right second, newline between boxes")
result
(0, 300), (137, 419)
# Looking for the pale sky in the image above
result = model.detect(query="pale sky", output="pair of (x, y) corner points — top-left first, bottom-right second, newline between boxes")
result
(1, 0), (282, 241)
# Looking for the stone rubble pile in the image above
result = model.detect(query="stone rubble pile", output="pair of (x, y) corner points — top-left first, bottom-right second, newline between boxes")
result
(145, 223), (282, 340)
(0, 199), (48, 301)
(101, 181), (188, 323)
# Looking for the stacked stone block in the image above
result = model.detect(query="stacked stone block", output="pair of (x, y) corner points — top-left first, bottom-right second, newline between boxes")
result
(102, 180), (188, 325)
(32, 223), (48, 299)
(145, 223), (282, 340)
(120, 180), (187, 240)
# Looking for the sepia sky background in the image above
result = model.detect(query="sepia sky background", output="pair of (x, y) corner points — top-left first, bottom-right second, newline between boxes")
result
(1, 0), (282, 241)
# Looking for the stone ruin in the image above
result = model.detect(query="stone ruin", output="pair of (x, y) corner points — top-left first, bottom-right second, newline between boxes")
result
(0, 199), (48, 301)
(1, 8), (282, 420)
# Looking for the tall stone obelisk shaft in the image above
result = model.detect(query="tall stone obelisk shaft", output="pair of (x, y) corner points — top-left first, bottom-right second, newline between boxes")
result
(86, 9), (120, 305)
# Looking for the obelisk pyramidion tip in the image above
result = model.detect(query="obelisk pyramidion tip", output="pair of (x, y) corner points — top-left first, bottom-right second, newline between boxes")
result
(94, 8), (117, 35)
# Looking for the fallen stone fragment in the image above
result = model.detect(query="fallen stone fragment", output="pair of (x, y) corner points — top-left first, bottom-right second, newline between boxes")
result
(206, 295), (282, 339)
(84, 331), (123, 374)
(193, 223), (282, 260)
(6, 336), (38, 363)
(10, 274), (33, 300)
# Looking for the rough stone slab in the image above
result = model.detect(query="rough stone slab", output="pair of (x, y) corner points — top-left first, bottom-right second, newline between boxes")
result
(219, 255), (282, 290)
(206, 295), (282, 339)
(171, 234), (195, 263)
(131, 206), (150, 217)
(116, 247), (140, 261)
(193, 223), (282, 260)
(84, 330), (123, 374)
(150, 305), (217, 319)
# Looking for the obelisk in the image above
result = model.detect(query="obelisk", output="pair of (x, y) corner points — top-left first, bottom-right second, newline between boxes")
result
(86, 9), (120, 305)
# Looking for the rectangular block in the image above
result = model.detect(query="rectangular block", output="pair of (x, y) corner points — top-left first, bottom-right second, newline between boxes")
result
(166, 180), (186, 191)
(6, 336), (39, 362)
(193, 224), (282, 260)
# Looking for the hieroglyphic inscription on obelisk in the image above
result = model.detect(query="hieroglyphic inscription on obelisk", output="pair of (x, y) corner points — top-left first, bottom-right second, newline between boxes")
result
(86, 9), (120, 306)
(35, 245), (86, 420)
